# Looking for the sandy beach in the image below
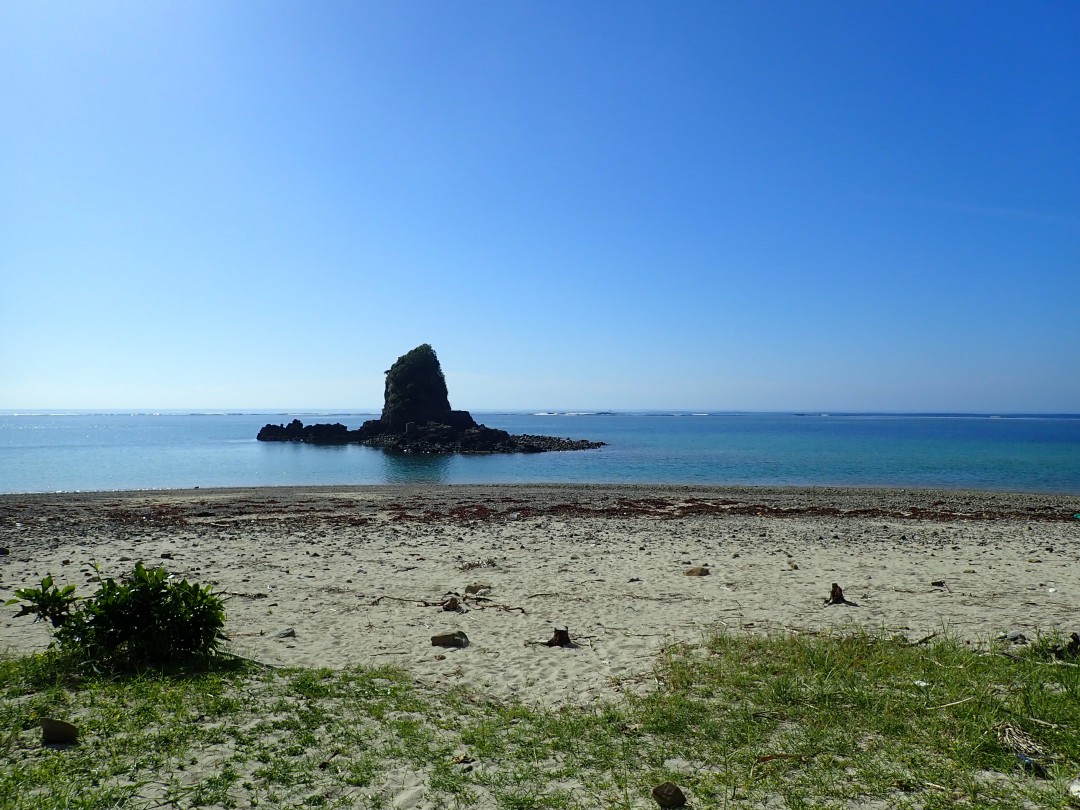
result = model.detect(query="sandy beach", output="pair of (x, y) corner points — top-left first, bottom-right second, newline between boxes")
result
(1, 485), (1077, 706)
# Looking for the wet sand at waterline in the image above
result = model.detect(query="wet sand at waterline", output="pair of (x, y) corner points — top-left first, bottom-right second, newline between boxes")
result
(2, 485), (1077, 705)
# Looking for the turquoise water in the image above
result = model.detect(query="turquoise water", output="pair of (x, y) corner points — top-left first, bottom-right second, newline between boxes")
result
(1, 411), (1079, 494)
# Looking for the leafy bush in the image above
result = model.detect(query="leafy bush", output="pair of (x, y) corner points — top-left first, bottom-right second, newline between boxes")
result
(8, 563), (226, 670)
(5, 576), (78, 628)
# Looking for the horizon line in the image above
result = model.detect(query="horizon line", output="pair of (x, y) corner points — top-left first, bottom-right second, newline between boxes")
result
(2, 408), (1079, 418)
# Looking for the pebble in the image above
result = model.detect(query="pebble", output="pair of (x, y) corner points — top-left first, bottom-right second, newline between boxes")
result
(40, 718), (79, 745)
(431, 631), (469, 649)
(652, 781), (687, 808)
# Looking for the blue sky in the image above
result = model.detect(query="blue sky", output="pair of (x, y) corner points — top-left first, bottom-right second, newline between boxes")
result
(2, 1), (1078, 412)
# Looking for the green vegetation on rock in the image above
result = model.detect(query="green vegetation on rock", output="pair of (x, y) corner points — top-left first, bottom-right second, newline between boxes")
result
(381, 343), (452, 429)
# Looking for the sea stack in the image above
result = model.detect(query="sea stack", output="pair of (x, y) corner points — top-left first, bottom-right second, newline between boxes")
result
(378, 344), (477, 433)
(257, 344), (605, 454)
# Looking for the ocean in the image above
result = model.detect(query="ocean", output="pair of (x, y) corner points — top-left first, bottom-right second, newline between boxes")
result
(1, 411), (1079, 495)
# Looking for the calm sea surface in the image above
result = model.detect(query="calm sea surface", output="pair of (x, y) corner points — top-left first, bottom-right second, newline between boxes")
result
(1, 412), (1079, 495)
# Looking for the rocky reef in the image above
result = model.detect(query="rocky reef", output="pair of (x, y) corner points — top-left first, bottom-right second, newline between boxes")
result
(257, 344), (605, 454)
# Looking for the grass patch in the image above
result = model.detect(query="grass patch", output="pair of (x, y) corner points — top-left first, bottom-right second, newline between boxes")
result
(2, 632), (1078, 808)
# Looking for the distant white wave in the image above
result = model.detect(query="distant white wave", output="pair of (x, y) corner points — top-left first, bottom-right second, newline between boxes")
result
(530, 411), (601, 416)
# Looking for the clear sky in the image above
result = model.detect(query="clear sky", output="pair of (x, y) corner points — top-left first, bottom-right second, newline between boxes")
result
(2, 1), (1078, 413)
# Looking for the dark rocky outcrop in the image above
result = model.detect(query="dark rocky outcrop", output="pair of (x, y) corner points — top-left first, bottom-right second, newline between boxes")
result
(257, 344), (605, 454)
(380, 344), (459, 430)
(257, 420), (352, 444)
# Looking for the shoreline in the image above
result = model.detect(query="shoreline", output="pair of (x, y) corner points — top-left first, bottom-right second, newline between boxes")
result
(3, 484), (1078, 705)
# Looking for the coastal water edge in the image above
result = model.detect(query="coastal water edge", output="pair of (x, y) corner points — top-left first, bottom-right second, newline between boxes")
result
(1, 411), (1079, 495)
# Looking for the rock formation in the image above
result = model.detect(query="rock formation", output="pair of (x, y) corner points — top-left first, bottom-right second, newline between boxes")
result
(380, 344), (466, 430)
(257, 344), (605, 454)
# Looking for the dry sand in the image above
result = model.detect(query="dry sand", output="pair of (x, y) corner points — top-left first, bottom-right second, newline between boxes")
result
(1, 485), (1077, 706)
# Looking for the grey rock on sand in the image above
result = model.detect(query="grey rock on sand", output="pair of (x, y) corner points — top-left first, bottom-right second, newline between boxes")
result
(431, 631), (469, 648)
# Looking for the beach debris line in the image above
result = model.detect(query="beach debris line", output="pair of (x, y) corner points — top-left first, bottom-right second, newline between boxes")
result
(824, 582), (859, 607)
(370, 592), (526, 614)
(457, 556), (498, 572)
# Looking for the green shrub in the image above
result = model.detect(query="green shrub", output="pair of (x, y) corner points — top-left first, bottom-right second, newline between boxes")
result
(8, 563), (226, 670)
(5, 576), (79, 628)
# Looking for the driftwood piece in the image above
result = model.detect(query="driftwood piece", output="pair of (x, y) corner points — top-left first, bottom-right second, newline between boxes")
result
(525, 626), (591, 649)
(371, 595), (441, 607)
(1052, 632), (1080, 660)
(470, 599), (526, 614)
(824, 583), (859, 607)
(546, 626), (575, 647)
(370, 592), (525, 614)
(442, 594), (462, 611)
